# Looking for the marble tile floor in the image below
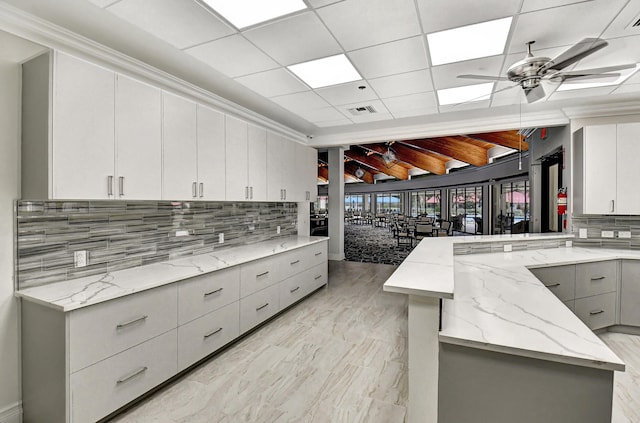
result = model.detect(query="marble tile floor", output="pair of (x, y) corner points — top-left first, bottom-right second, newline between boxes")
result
(110, 261), (408, 423)
(109, 261), (640, 423)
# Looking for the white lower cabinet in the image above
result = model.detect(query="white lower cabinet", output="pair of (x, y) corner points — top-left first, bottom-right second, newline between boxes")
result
(71, 330), (177, 423)
(22, 240), (328, 422)
(178, 301), (240, 371)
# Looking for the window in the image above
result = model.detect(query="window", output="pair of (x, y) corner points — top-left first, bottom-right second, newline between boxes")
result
(410, 190), (441, 218)
(313, 196), (328, 215)
(344, 194), (371, 213)
(449, 186), (483, 234)
(492, 180), (530, 234)
(376, 193), (403, 215)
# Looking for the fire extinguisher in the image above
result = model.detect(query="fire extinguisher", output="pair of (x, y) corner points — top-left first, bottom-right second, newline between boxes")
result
(557, 187), (567, 215)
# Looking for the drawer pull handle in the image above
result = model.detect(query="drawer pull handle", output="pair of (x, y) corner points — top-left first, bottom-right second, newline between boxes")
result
(545, 283), (560, 288)
(204, 287), (223, 297)
(314, 275), (322, 280)
(257, 271), (269, 277)
(590, 276), (605, 281)
(204, 327), (223, 339)
(256, 303), (269, 311)
(116, 366), (148, 384)
(116, 315), (148, 329)
(314, 252), (322, 256)
(290, 286), (300, 293)
(290, 260), (300, 265)
(590, 310), (605, 315)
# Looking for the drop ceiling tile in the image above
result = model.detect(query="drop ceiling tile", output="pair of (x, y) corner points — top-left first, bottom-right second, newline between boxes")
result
(349, 112), (395, 123)
(316, 0), (422, 51)
(244, 12), (342, 66)
(271, 91), (332, 111)
(431, 56), (504, 90)
(348, 37), (428, 80)
(417, 0), (520, 33)
(602, 1), (640, 39)
(570, 35), (640, 70)
(624, 69), (640, 85)
(382, 92), (438, 117)
(89, 0), (120, 7)
(438, 99), (490, 113)
(315, 118), (354, 127)
(307, 0), (344, 7)
(107, 0), (234, 49)
(185, 35), (279, 77)
(489, 81), (525, 107)
(521, 0), (594, 13)
(548, 85), (616, 101)
(296, 107), (347, 122)
(509, 0), (628, 53)
(368, 70), (434, 98)
(611, 83), (640, 95)
(234, 68), (309, 97)
(316, 80), (378, 105)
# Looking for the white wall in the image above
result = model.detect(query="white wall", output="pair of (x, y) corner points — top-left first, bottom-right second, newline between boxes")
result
(0, 60), (22, 423)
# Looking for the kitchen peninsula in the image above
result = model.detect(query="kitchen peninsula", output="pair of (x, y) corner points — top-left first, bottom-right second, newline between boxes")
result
(384, 233), (633, 423)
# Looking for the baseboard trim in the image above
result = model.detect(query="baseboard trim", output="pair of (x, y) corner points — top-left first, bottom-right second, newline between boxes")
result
(0, 402), (22, 423)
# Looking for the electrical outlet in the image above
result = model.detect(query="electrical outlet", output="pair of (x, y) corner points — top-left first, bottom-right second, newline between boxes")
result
(565, 240), (573, 248)
(579, 228), (588, 239)
(601, 230), (614, 238)
(503, 244), (512, 252)
(248, 224), (255, 231)
(218, 233), (224, 244)
(277, 226), (281, 234)
(618, 231), (632, 239)
(74, 250), (87, 268)
(176, 230), (189, 237)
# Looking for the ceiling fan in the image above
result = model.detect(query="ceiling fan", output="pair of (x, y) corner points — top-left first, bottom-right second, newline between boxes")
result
(458, 38), (636, 103)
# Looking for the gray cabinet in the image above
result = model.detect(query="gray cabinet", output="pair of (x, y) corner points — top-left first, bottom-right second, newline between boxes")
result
(621, 260), (640, 326)
(529, 265), (575, 301)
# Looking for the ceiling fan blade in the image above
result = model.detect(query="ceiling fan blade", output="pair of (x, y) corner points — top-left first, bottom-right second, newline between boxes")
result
(457, 74), (509, 81)
(541, 38), (608, 72)
(556, 64), (636, 77)
(561, 73), (620, 83)
(524, 85), (545, 103)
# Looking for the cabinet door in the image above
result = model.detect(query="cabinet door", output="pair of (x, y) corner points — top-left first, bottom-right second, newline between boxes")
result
(582, 125), (617, 214)
(295, 143), (316, 202)
(248, 124), (267, 201)
(225, 115), (248, 201)
(279, 138), (296, 201)
(616, 123), (640, 214)
(197, 105), (226, 200)
(621, 260), (640, 327)
(115, 75), (162, 200)
(52, 52), (115, 199)
(266, 131), (284, 201)
(162, 92), (197, 200)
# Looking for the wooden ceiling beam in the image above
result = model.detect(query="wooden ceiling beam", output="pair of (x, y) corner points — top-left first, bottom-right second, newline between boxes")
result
(318, 165), (328, 182)
(344, 162), (374, 184)
(467, 130), (529, 151)
(399, 136), (489, 167)
(364, 144), (447, 175)
(344, 149), (409, 180)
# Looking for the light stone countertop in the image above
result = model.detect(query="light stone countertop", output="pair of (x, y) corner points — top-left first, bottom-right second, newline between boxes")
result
(383, 233), (634, 372)
(16, 236), (329, 312)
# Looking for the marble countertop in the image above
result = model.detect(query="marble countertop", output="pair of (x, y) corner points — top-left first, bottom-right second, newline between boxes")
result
(16, 236), (329, 312)
(383, 233), (634, 372)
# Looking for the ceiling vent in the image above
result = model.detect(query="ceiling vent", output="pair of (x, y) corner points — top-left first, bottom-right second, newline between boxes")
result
(347, 105), (377, 116)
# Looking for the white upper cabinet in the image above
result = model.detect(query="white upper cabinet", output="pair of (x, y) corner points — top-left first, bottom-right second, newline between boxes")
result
(115, 75), (162, 200)
(247, 124), (267, 201)
(162, 91), (198, 200)
(197, 105), (226, 200)
(295, 143), (318, 202)
(225, 115), (249, 201)
(574, 123), (640, 215)
(52, 52), (115, 199)
(266, 131), (285, 201)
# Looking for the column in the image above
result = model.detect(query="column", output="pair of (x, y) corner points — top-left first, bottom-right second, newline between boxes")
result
(328, 147), (344, 261)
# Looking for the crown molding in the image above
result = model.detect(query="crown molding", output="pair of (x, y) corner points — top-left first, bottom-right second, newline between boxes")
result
(561, 100), (640, 120)
(0, 1), (307, 144)
(309, 109), (569, 147)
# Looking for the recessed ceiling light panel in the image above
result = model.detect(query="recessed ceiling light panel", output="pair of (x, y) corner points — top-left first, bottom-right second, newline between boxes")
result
(288, 54), (362, 89)
(557, 64), (640, 91)
(201, 0), (307, 29)
(437, 83), (494, 105)
(427, 17), (513, 66)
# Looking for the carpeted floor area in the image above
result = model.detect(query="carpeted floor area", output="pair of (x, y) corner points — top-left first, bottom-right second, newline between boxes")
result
(344, 224), (413, 266)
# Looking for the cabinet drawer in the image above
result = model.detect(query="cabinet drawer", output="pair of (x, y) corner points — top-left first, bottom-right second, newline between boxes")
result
(279, 263), (327, 310)
(69, 284), (177, 373)
(240, 257), (281, 298)
(240, 284), (280, 334)
(70, 329), (177, 423)
(279, 248), (309, 281)
(574, 292), (617, 330)
(177, 301), (239, 371)
(308, 262), (328, 292)
(530, 265), (575, 301)
(575, 261), (617, 298)
(308, 242), (328, 269)
(178, 267), (240, 325)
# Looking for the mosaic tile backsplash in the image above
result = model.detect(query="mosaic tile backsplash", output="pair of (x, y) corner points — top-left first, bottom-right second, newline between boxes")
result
(572, 215), (640, 249)
(453, 238), (570, 255)
(17, 201), (297, 289)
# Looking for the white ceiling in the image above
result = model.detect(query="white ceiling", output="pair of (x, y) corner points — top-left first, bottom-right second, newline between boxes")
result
(3, 0), (640, 143)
